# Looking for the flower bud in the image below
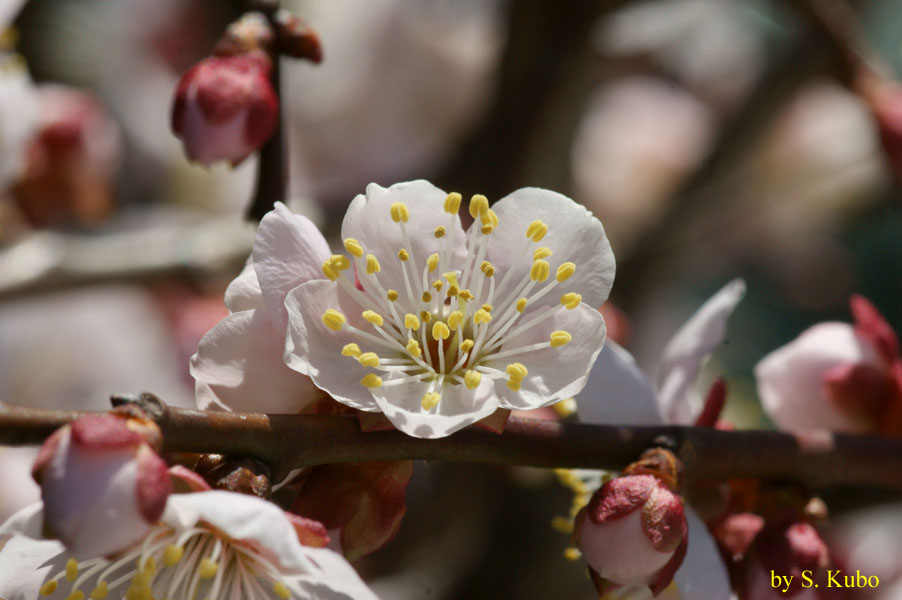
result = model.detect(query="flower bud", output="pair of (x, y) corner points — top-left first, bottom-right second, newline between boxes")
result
(574, 473), (688, 596)
(171, 52), (277, 166)
(31, 413), (170, 558)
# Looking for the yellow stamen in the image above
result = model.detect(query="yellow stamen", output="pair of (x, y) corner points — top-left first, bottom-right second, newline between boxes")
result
(443, 272), (460, 288)
(444, 192), (462, 214)
(483, 208), (499, 228)
(473, 309), (492, 325)
(322, 309), (346, 331)
(556, 262), (576, 282)
(198, 558), (218, 579)
(550, 330), (572, 347)
(398, 249), (409, 261)
(390, 201), (410, 223)
(432, 321), (451, 341)
(343, 238), (364, 257)
(459, 339), (475, 354)
(141, 556), (156, 576)
(422, 292), (432, 303)
(407, 339), (422, 358)
(530, 260), (550, 282)
(563, 547), (582, 561)
(362, 310), (384, 326)
(507, 380), (521, 391)
(40, 581), (58, 596)
(387, 289), (399, 302)
(65, 592), (85, 600)
(329, 254), (351, 271)
(404, 313), (420, 329)
(469, 194), (489, 218)
(427, 253), (439, 272)
(274, 582), (292, 600)
(551, 516), (574, 534)
(66, 558), (78, 581)
(464, 370), (482, 390)
(481, 223), (495, 235)
(447, 310), (464, 331)
(434, 226), (446, 239)
(361, 374), (383, 388)
(90, 581), (108, 600)
(366, 254), (381, 274)
(553, 398), (578, 417)
(421, 392), (440, 410)
(322, 259), (338, 281)
(481, 303), (493, 312)
(420, 310), (432, 323)
(533, 247), (552, 260)
(447, 286), (459, 297)
(480, 261), (495, 277)
(163, 544), (184, 566)
(506, 363), (528, 380)
(458, 289), (474, 302)
(560, 293), (582, 310)
(516, 298), (528, 313)
(358, 352), (380, 367)
(432, 280), (444, 291)
(526, 220), (548, 242)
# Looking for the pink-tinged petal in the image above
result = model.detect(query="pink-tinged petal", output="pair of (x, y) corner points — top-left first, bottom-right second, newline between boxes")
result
(694, 377), (727, 428)
(285, 512), (330, 548)
(168, 464), (212, 493)
(657, 279), (745, 424)
(588, 475), (656, 524)
(487, 187), (615, 310)
(651, 536), (688, 596)
(253, 202), (331, 333)
(134, 445), (171, 523)
(713, 512), (765, 561)
(191, 308), (323, 413)
(577, 341), (664, 426)
(283, 280), (380, 411)
(340, 180), (467, 299)
(70, 414), (143, 449)
(224, 258), (264, 313)
(491, 303), (606, 410)
(370, 374), (499, 439)
(31, 427), (66, 484)
(640, 483), (687, 553)
(823, 362), (898, 429)
(755, 322), (883, 432)
(850, 294), (899, 364)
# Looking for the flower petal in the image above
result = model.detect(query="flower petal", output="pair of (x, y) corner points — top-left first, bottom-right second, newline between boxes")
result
(224, 257), (264, 313)
(673, 507), (732, 600)
(656, 279), (745, 424)
(253, 202), (331, 333)
(370, 375), (499, 438)
(0, 535), (66, 600)
(490, 303), (606, 410)
(284, 280), (381, 411)
(577, 341), (664, 425)
(191, 308), (322, 413)
(486, 187), (615, 310)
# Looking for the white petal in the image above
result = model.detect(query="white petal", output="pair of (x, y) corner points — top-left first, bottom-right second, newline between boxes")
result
(0, 502), (44, 540)
(755, 322), (881, 432)
(656, 279), (745, 424)
(341, 181), (467, 299)
(674, 507), (732, 599)
(486, 187), (615, 310)
(370, 376), (499, 439)
(0, 535), (67, 600)
(284, 280), (381, 411)
(224, 257), (264, 313)
(191, 309), (321, 413)
(0, 446), (40, 522)
(490, 304), (606, 410)
(253, 202), (332, 333)
(580, 509), (674, 586)
(577, 341), (664, 425)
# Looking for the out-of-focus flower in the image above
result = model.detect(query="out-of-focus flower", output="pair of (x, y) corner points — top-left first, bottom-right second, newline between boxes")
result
(279, 180), (613, 438)
(31, 412), (170, 558)
(0, 55), (37, 193)
(574, 473), (687, 596)
(828, 503), (902, 599)
(10, 84), (121, 228)
(0, 490), (379, 600)
(755, 295), (902, 434)
(171, 51), (277, 167)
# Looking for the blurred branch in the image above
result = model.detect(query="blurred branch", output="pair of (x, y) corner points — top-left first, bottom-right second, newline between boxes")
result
(2, 400), (901, 492)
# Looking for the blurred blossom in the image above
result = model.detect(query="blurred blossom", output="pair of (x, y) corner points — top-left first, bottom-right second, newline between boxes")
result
(828, 503), (902, 598)
(571, 78), (714, 252)
(0, 0), (26, 29)
(0, 55), (37, 194)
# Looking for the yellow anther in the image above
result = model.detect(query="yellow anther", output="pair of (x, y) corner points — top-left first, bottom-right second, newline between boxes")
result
(553, 398), (578, 417)
(447, 286), (459, 297)
(421, 392), (441, 410)
(358, 352), (380, 367)
(321, 259), (338, 281)
(366, 254), (381, 274)
(432, 321), (451, 341)
(163, 544), (184, 566)
(516, 298), (528, 313)
(506, 363), (528, 380)
(469, 194), (489, 218)
(406, 339), (422, 358)
(343, 238), (364, 258)
(398, 248), (409, 261)
(507, 379), (521, 391)
(443, 272), (460, 288)
(444, 192), (462, 214)
(447, 310), (464, 330)
(274, 581), (292, 599)
(434, 226), (446, 239)
(404, 313), (420, 329)
(66, 592), (85, 600)
(361, 374), (383, 388)
(427, 253), (439, 272)
(432, 280), (444, 291)
(556, 262), (576, 282)
(141, 556), (156, 575)
(40, 581), (58, 596)
(550, 330), (572, 347)
(473, 309), (492, 325)
(199, 557), (218, 579)
(387, 289), (399, 302)
(66, 558), (78, 581)
(481, 222), (495, 235)
(563, 547), (582, 561)
(533, 247), (552, 260)
(458, 289), (474, 302)
(483, 208), (499, 227)
(530, 260), (550, 282)
(362, 310), (384, 327)
(560, 293), (582, 310)
(390, 201), (410, 223)
(132, 570), (151, 587)
(420, 310), (432, 322)
(526, 220), (548, 242)
(342, 343), (362, 357)
(551, 516), (574, 534)
(422, 291), (432, 303)
(480, 261), (495, 277)
(329, 254), (351, 271)
(464, 370), (482, 390)
(322, 309), (346, 331)
(481, 303), (493, 312)
(90, 581), (109, 600)
(460, 339), (475, 354)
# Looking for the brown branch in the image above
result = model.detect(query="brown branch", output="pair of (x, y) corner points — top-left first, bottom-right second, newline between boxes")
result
(2, 402), (901, 491)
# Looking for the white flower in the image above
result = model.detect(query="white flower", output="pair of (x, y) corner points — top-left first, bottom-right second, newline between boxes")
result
(0, 53), (37, 191)
(280, 180), (614, 438)
(0, 491), (378, 600)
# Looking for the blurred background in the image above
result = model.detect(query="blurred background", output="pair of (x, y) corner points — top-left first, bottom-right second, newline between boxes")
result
(2, 0), (902, 598)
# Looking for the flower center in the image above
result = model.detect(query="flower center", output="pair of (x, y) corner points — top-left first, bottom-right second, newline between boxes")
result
(321, 193), (580, 410)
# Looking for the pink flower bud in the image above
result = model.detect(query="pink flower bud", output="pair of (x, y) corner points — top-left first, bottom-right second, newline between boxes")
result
(31, 413), (170, 558)
(171, 52), (278, 166)
(574, 474), (688, 596)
